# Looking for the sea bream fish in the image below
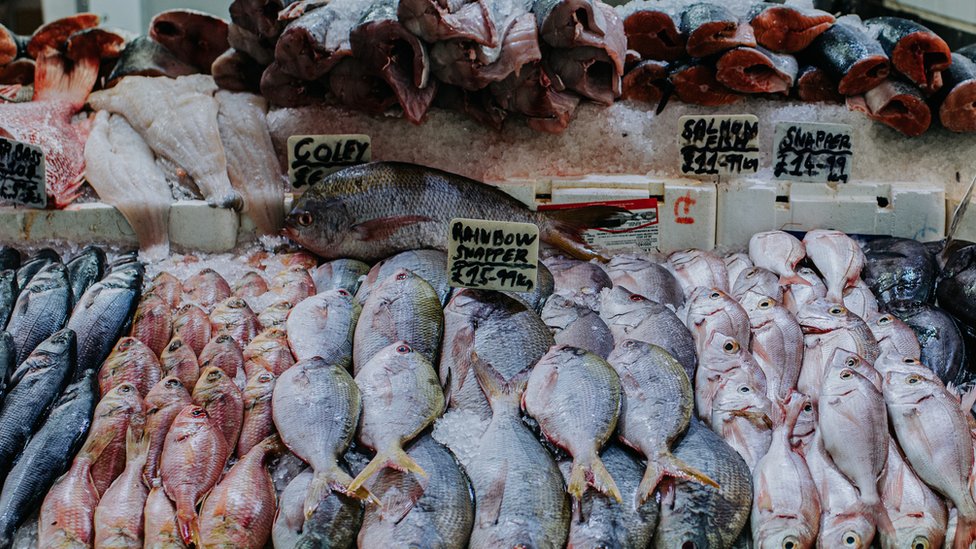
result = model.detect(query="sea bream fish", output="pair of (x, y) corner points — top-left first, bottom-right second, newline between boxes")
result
(284, 162), (624, 262)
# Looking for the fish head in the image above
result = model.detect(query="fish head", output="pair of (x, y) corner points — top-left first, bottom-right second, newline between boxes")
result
(102, 382), (143, 411)
(598, 285), (652, 317)
(881, 367), (942, 405)
(540, 294), (581, 330)
(172, 303), (205, 329)
(161, 337), (192, 361)
(886, 525), (942, 549)
(284, 193), (354, 253)
(818, 515), (874, 549)
(655, 526), (711, 549)
(790, 398), (817, 447)
(193, 366), (232, 397)
(38, 327), (77, 356)
(700, 332), (747, 370)
(755, 520), (818, 549)
(796, 299), (854, 333)
(740, 292), (778, 321)
(244, 370), (276, 400)
(688, 287), (737, 318)
(733, 266), (780, 297)
(145, 376), (191, 408)
(607, 339), (665, 371)
(169, 404), (216, 437)
(713, 374), (771, 417)
(259, 299), (294, 326)
(826, 348), (873, 379)
(821, 357), (876, 399)
(873, 352), (925, 377)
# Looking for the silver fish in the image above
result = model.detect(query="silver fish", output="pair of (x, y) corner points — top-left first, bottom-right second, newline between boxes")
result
(696, 332), (768, 422)
(740, 292), (802, 400)
(709, 373), (773, 471)
(6, 262), (71, 366)
(541, 294), (613, 359)
(285, 289), (361, 363)
(732, 266), (783, 303)
(686, 286), (751, 352)
(669, 249), (729, 297)
(354, 249), (452, 306)
(803, 229), (865, 303)
(310, 258), (370, 295)
(725, 252), (753, 290)
(604, 254), (684, 310)
(879, 439), (947, 549)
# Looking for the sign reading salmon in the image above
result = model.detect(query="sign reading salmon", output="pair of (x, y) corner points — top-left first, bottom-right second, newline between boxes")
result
(287, 134), (371, 190)
(773, 122), (853, 183)
(447, 218), (539, 293)
(679, 114), (760, 177)
(0, 137), (46, 209)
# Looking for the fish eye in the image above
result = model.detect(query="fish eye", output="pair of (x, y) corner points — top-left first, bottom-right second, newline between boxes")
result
(829, 306), (845, 316)
(396, 272), (408, 281)
(296, 212), (314, 227)
(167, 340), (182, 351)
(119, 339), (134, 351)
(396, 344), (411, 354)
(709, 291), (721, 299)
(217, 335), (233, 343)
(840, 370), (854, 380)
(782, 536), (800, 549)
(208, 370), (222, 381)
(336, 289), (349, 296)
(723, 340), (739, 353)
(738, 385), (750, 393)
(629, 294), (645, 302)
(842, 531), (860, 547)
(878, 315), (891, 324)
(229, 299), (245, 308)
(191, 408), (207, 417)
(907, 375), (921, 385)
(759, 300), (772, 309)
(903, 357), (918, 364)
(845, 357), (857, 367)
(803, 403), (813, 412)
(165, 379), (181, 388)
(259, 373), (273, 382)
(119, 385), (132, 393)
(912, 536), (930, 549)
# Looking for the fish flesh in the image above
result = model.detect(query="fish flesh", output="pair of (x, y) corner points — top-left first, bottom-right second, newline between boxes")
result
(541, 294), (613, 358)
(212, 47), (265, 93)
(98, 337), (162, 398)
(67, 263), (142, 376)
(7, 262), (71, 366)
(748, 3), (834, 53)
(259, 61), (324, 107)
(848, 79), (932, 137)
(680, 3), (756, 57)
(866, 17), (951, 93)
(311, 259), (370, 295)
(621, 8), (686, 61)
(65, 246), (105, 307)
(621, 59), (669, 104)
(149, 9), (230, 72)
(160, 337), (201, 391)
(192, 366), (244, 450)
(935, 53), (976, 133)
(88, 75), (242, 209)
(93, 420), (150, 548)
(143, 376), (192, 485)
(794, 64), (843, 103)
(286, 289), (360, 362)
(716, 46), (798, 94)
(397, 0), (492, 44)
(273, 0), (362, 81)
(809, 20), (890, 95)
(488, 61), (581, 133)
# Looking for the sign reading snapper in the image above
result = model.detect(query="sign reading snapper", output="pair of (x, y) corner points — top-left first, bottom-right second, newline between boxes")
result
(447, 218), (539, 293)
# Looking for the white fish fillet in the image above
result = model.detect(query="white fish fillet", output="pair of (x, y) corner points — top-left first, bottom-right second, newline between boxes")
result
(88, 75), (242, 209)
(84, 111), (173, 260)
(215, 91), (285, 235)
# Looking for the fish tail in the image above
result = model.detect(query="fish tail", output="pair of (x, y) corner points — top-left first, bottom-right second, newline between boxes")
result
(471, 351), (530, 410)
(871, 499), (896, 540)
(639, 452), (719, 505)
(348, 445), (426, 494)
(33, 48), (99, 108)
(81, 429), (116, 464)
(778, 273), (811, 286)
(125, 419), (150, 467)
(542, 206), (628, 262)
(569, 452), (622, 503)
(826, 287), (844, 304)
(175, 508), (200, 547)
(954, 512), (976, 549)
(307, 466), (378, 517)
(256, 434), (287, 459)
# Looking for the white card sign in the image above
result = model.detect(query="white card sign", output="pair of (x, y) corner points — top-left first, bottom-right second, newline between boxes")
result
(773, 122), (853, 183)
(447, 218), (539, 293)
(287, 134), (371, 190)
(679, 114), (760, 177)
(0, 137), (46, 208)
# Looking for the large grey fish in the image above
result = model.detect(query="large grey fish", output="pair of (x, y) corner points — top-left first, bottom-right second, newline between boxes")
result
(561, 444), (659, 548)
(272, 468), (363, 549)
(653, 417), (753, 549)
(348, 342), (444, 493)
(541, 294), (613, 358)
(440, 289), (553, 420)
(352, 269), (444, 374)
(311, 258), (370, 296)
(608, 340), (715, 504)
(0, 329), (74, 482)
(599, 286), (697, 380)
(354, 249), (451, 306)
(286, 289), (361, 363)
(523, 345), (622, 501)
(66, 264), (142, 377)
(15, 249), (59, 291)
(358, 435), (474, 549)
(6, 262), (71, 366)
(65, 246), (106, 307)
(284, 162), (623, 262)
(0, 370), (96, 547)
(466, 358), (570, 549)
(604, 254), (684, 310)
(0, 271), (17, 330)
(273, 356), (370, 519)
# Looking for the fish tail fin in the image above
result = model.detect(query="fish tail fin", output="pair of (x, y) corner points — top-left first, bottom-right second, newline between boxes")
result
(33, 48), (98, 107)
(175, 508), (200, 547)
(954, 512), (976, 549)
(871, 499), (896, 539)
(307, 466), (378, 517)
(471, 351), (529, 410)
(125, 417), (150, 467)
(638, 452), (719, 505)
(256, 434), (287, 459)
(826, 288), (844, 304)
(778, 273), (811, 286)
(348, 445), (426, 494)
(568, 452), (622, 503)
(542, 206), (628, 261)
(81, 429), (116, 463)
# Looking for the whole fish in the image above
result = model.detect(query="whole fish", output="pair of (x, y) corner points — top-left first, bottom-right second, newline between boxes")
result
(66, 246), (106, 308)
(599, 286), (697, 379)
(696, 332), (768, 421)
(257, 299), (294, 329)
(160, 406), (230, 546)
(562, 444), (659, 548)
(791, 400), (817, 449)
(238, 370), (275, 457)
(741, 292), (803, 399)
(440, 288), (553, 419)
(654, 417), (753, 548)
(349, 342), (444, 492)
(805, 427), (876, 549)
(93, 420), (150, 549)
(159, 337), (200, 391)
(0, 270), (16, 330)
(143, 376), (192, 485)
(725, 253), (753, 290)
(709, 373), (773, 470)
(843, 279), (881, 321)
(67, 262), (142, 371)
(354, 250), (451, 306)
(233, 271), (269, 298)
(871, 313), (921, 359)
(310, 259), (370, 296)
(546, 256), (612, 301)
(751, 394), (821, 548)
(732, 266), (783, 302)
(209, 297), (260, 346)
(686, 286), (751, 351)
(0, 329), (74, 481)
(541, 294), (613, 359)
(820, 358), (891, 534)
(268, 266), (317, 306)
(669, 249), (729, 296)
(172, 303), (212, 357)
(272, 468), (363, 549)
(0, 371), (97, 548)
(98, 336), (162, 399)
(87, 383), (145, 497)
(358, 435), (474, 549)
(243, 327), (294, 377)
(803, 229), (865, 303)
(198, 334), (243, 380)
(183, 269), (233, 312)
(783, 267), (827, 315)
(352, 269), (444, 374)
(524, 345), (622, 501)
(879, 440), (947, 549)
(192, 366), (244, 450)
(7, 262), (71, 366)
(604, 254), (684, 310)
(273, 356), (369, 519)
(466, 358), (570, 549)
(199, 435), (285, 548)
(130, 293), (173, 357)
(883, 367), (976, 549)
(286, 289), (361, 363)
(890, 302), (964, 385)
(149, 272), (183, 312)
(748, 230), (807, 285)
(797, 300), (880, 402)
(608, 340), (716, 504)
(284, 162), (623, 262)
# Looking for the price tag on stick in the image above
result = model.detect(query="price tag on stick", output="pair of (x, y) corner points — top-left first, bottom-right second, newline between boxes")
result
(447, 218), (539, 293)
(773, 122), (853, 183)
(679, 114), (760, 177)
(0, 136), (46, 209)
(287, 134), (371, 190)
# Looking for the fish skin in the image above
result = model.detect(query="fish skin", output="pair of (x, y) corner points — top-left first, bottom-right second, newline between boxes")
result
(546, 256), (612, 307)
(160, 405), (230, 546)
(466, 356), (570, 549)
(268, 266), (317, 306)
(65, 246), (106, 308)
(0, 270), (16, 331)
(696, 331), (768, 422)
(7, 262), (71, 367)
(751, 394), (821, 548)
(803, 229), (866, 304)
(604, 254), (685, 310)
(934, 242), (976, 325)
(199, 435), (284, 548)
(349, 342), (444, 492)
(748, 230), (806, 286)
(843, 279), (881, 321)
(796, 300), (880, 402)
(355, 249), (452, 307)
(237, 370), (275, 457)
(358, 434), (474, 548)
(183, 269), (232, 313)
(0, 370), (97, 548)
(709, 372), (773, 471)
(732, 267), (783, 303)
(198, 334), (244, 380)
(284, 161), (621, 262)
(87, 383), (145, 498)
(805, 427), (876, 549)
(242, 327), (294, 378)
(716, 45), (799, 95)
(740, 292), (803, 400)
(148, 9), (229, 72)
(870, 313), (921, 359)
(130, 293), (173, 357)
(847, 79), (932, 137)
(143, 376), (192, 486)
(725, 253), (753, 291)
(352, 269), (443, 374)
(286, 289), (360, 363)
(98, 336), (162, 398)
(524, 345), (621, 502)
(878, 439), (947, 549)
(541, 294), (613, 359)
(68, 265), (143, 376)
(686, 286), (752, 352)
(310, 259), (370, 296)
(679, 2), (756, 57)
(257, 299), (294, 329)
(889, 302), (962, 385)
(192, 366), (244, 451)
(107, 35), (197, 84)
(654, 417), (753, 548)
(599, 286), (697, 380)
(272, 468), (363, 549)
(0, 333), (12, 403)
(936, 53), (976, 132)
(15, 250), (59, 291)
(93, 419), (150, 549)
(149, 272), (183, 312)
(232, 271), (268, 298)
(272, 355), (369, 518)
(783, 267), (828, 316)
(865, 16), (950, 92)
(209, 297), (260, 346)
(505, 262), (553, 314)
(0, 249), (19, 273)
(143, 478), (186, 549)
(172, 304), (212, 357)
(0, 329), (74, 482)
(159, 337), (200, 392)
(809, 20), (889, 95)
(669, 249), (730, 296)
(440, 289), (554, 420)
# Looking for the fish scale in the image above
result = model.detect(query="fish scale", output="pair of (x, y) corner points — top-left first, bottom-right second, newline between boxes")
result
(7, 263), (71, 367)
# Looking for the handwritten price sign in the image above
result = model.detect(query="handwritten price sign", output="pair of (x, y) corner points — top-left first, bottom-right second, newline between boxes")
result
(773, 122), (853, 183)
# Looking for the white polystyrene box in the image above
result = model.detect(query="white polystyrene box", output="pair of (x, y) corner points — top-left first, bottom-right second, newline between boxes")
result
(169, 201), (239, 252)
(488, 179), (541, 211)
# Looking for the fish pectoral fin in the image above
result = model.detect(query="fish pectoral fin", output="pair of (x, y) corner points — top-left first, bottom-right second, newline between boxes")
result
(349, 216), (434, 241)
(479, 464), (508, 527)
(382, 475), (428, 525)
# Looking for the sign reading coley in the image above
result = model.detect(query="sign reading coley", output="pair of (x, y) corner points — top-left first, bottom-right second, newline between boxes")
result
(287, 134), (371, 189)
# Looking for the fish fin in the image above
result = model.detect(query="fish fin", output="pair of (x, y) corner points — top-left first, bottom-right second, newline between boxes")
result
(446, 325), (475, 396)
(350, 216), (434, 242)
(381, 474), (428, 525)
(568, 452), (622, 503)
(80, 428), (116, 464)
(960, 385), (976, 413)
(756, 472), (773, 512)
(33, 48), (98, 108)
(479, 463), (508, 527)
(124, 417), (150, 467)
(826, 288), (844, 305)
(256, 434), (287, 459)
(542, 206), (628, 261)
(871, 499), (896, 540)
(953, 512), (976, 549)
(728, 409), (774, 430)
(348, 445), (426, 494)
(778, 273), (811, 286)
(304, 469), (334, 519)
(471, 351), (530, 409)
(175, 509), (200, 547)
